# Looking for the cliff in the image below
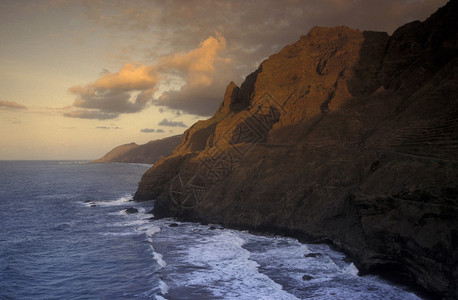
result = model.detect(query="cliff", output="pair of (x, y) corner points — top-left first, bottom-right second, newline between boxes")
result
(135, 1), (458, 298)
(93, 135), (182, 164)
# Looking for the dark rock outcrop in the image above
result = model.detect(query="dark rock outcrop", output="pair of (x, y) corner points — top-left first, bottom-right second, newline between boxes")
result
(92, 135), (182, 164)
(125, 207), (138, 214)
(135, 1), (458, 298)
(302, 274), (314, 281)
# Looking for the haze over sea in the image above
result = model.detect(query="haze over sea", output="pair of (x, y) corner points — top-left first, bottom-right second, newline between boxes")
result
(0, 161), (421, 299)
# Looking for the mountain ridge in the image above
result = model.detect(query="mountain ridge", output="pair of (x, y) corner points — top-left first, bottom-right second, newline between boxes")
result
(135, 1), (458, 298)
(93, 135), (182, 164)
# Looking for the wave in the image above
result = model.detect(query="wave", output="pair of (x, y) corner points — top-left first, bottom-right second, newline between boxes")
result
(82, 195), (132, 207)
(153, 252), (167, 269)
(343, 263), (359, 276)
(145, 226), (161, 237)
(164, 228), (299, 299)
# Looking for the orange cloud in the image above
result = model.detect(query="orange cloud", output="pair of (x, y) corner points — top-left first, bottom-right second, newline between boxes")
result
(158, 33), (230, 88)
(67, 34), (232, 118)
(69, 63), (160, 94)
(67, 63), (160, 119)
(153, 34), (234, 115)
(159, 33), (227, 74)
(93, 64), (160, 91)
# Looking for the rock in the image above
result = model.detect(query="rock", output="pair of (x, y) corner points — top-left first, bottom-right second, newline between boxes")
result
(209, 225), (217, 230)
(302, 275), (314, 281)
(342, 257), (353, 263)
(304, 253), (322, 258)
(125, 207), (138, 214)
(134, 1), (458, 298)
(169, 223), (179, 227)
(90, 204), (97, 208)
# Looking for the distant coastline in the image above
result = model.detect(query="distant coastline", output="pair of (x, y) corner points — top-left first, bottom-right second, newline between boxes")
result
(92, 134), (182, 164)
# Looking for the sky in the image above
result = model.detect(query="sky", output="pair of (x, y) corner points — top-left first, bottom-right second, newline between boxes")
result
(0, 0), (448, 160)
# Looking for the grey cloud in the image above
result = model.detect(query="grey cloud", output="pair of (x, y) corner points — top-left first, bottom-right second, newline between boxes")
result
(71, 89), (152, 114)
(66, 86), (153, 120)
(96, 126), (121, 129)
(63, 110), (118, 120)
(141, 128), (165, 133)
(158, 118), (187, 128)
(141, 128), (156, 133)
(155, 73), (230, 116)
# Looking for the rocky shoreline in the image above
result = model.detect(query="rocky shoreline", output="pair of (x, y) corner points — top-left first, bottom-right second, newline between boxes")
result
(153, 213), (439, 299)
(135, 1), (458, 298)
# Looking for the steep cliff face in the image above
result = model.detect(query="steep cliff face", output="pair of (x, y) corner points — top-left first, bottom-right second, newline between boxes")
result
(93, 135), (182, 164)
(135, 1), (458, 298)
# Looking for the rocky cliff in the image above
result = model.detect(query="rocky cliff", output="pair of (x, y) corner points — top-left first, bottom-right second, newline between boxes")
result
(93, 135), (182, 164)
(135, 1), (458, 298)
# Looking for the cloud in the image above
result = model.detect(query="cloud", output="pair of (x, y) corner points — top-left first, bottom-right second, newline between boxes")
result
(67, 34), (231, 118)
(141, 128), (165, 133)
(0, 99), (27, 110)
(96, 126), (121, 129)
(158, 118), (187, 128)
(63, 110), (118, 120)
(66, 63), (160, 119)
(158, 33), (228, 83)
(89, 63), (159, 91)
(67, 0), (447, 118)
(154, 34), (233, 115)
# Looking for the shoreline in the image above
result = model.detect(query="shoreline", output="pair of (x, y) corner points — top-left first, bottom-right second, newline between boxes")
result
(145, 200), (437, 300)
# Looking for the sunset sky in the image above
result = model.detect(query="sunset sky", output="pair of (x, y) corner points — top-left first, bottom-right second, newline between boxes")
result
(0, 0), (447, 160)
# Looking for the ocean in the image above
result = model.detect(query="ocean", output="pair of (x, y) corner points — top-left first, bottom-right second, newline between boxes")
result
(0, 161), (422, 299)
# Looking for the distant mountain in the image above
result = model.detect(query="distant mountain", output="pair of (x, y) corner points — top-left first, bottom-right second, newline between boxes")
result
(93, 135), (182, 164)
(135, 1), (458, 298)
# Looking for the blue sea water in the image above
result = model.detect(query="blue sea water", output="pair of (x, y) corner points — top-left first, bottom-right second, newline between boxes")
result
(0, 161), (423, 299)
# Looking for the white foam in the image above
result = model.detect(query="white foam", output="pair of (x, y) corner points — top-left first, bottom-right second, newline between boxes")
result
(158, 279), (169, 294)
(111, 219), (148, 227)
(343, 262), (359, 276)
(100, 231), (141, 237)
(153, 252), (167, 268)
(171, 229), (299, 299)
(95, 196), (132, 207)
(145, 226), (161, 236)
